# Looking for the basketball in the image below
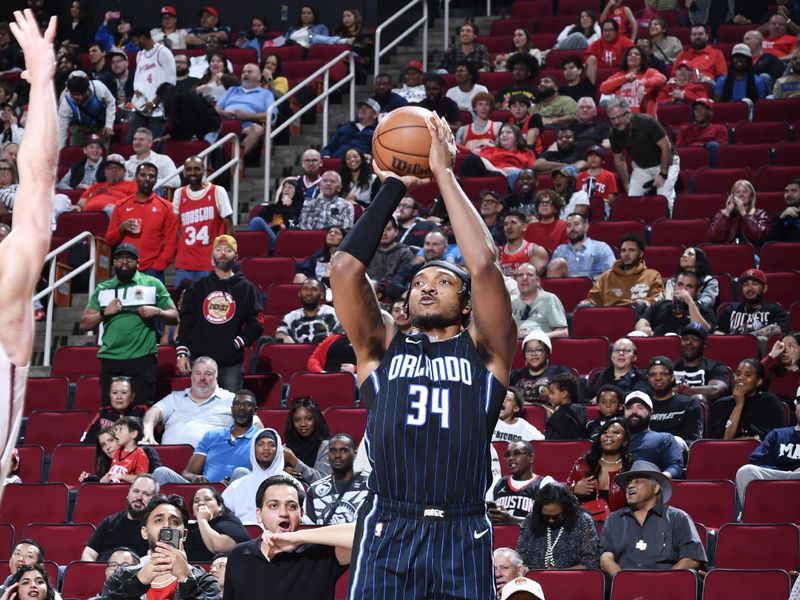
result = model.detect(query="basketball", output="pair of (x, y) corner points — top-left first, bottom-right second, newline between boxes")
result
(372, 106), (433, 178)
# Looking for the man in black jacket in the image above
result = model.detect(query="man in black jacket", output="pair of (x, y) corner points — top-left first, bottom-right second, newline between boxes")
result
(176, 235), (263, 393)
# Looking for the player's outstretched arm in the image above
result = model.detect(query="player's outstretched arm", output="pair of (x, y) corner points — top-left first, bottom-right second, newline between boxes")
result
(331, 169), (427, 383)
(426, 114), (516, 382)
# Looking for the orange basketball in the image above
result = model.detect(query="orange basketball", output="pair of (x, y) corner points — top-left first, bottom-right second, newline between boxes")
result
(372, 106), (433, 178)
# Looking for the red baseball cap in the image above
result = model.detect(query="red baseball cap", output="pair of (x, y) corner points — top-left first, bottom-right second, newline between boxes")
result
(160, 6), (177, 16)
(693, 97), (714, 109)
(740, 268), (767, 285)
(404, 60), (424, 73)
(198, 6), (219, 18)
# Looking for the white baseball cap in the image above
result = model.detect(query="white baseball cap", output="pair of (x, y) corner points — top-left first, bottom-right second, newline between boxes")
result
(501, 577), (546, 600)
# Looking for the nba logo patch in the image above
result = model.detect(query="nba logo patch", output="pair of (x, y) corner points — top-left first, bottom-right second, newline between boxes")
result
(374, 523), (384, 538)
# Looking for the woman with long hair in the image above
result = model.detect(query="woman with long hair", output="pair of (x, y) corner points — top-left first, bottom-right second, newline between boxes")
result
(495, 28), (545, 71)
(339, 148), (378, 206)
(517, 483), (599, 569)
(709, 358), (788, 439)
(664, 246), (718, 310)
(709, 179), (770, 246)
(648, 17), (683, 64)
(296, 225), (346, 287)
(194, 50), (239, 103)
(248, 177), (305, 251)
(554, 11), (601, 51)
(566, 417), (633, 522)
(599, 46), (666, 115)
(460, 123), (536, 189)
(58, 0), (94, 50)
(284, 5), (329, 49)
(1, 565), (57, 600)
(524, 189), (567, 254)
(236, 15), (272, 60)
(261, 53), (289, 98)
(762, 333), (800, 410)
(283, 397), (331, 484)
(185, 486), (249, 562)
(716, 46), (767, 103)
(79, 425), (118, 483)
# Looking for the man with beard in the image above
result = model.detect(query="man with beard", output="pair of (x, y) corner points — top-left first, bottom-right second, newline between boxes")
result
(81, 475), (159, 561)
(671, 25), (727, 83)
(645, 357), (703, 446)
(579, 234), (663, 314)
(413, 74), (461, 131)
(487, 441), (553, 524)
(142, 356), (236, 447)
(716, 269), (789, 346)
(769, 178), (800, 241)
(99, 494), (220, 599)
(173, 156), (234, 288)
(80, 244), (178, 406)
(175, 235), (263, 392)
(493, 548), (527, 600)
(673, 324), (731, 406)
(216, 63), (274, 157)
(495, 54), (539, 108)
(394, 196), (436, 246)
(304, 434), (369, 524)
(530, 76), (577, 128)
(600, 461), (705, 576)
(503, 169), (537, 217)
(623, 392), (684, 479)
(634, 270), (714, 336)
(275, 279), (339, 344)
(107, 49), (135, 107)
(511, 266), (568, 339)
(534, 128), (587, 174)
(370, 72), (407, 116)
(173, 53), (200, 94)
(368, 217), (418, 301)
(78, 153), (138, 212)
(153, 390), (262, 485)
(107, 162), (179, 280)
(549, 213), (615, 279)
(296, 148), (323, 200)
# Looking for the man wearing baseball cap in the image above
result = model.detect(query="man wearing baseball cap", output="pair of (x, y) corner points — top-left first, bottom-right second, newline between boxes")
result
(599, 460), (706, 576)
(150, 6), (188, 50)
(77, 153), (138, 212)
(646, 356), (703, 445)
(575, 144), (618, 212)
(186, 6), (229, 48)
(624, 391), (684, 479)
(57, 133), (106, 190)
(392, 61), (427, 103)
(674, 97), (727, 157)
(321, 98), (378, 158)
(500, 576), (545, 600)
(716, 269), (788, 350)
(673, 324), (731, 405)
(714, 43), (768, 102)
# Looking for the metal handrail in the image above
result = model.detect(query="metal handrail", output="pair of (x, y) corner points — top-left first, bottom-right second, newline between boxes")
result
(155, 132), (241, 224)
(263, 51), (357, 199)
(374, 0), (428, 78)
(32, 231), (97, 367)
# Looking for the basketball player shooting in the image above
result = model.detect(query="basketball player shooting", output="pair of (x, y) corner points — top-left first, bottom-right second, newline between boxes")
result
(331, 113), (517, 599)
(0, 10), (57, 495)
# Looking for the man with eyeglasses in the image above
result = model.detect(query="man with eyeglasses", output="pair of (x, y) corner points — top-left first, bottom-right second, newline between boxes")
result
(487, 441), (554, 524)
(607, 97), (679, 208)
(296, 148), (322, 200)
(80, 244), (178, 406)
(88, 547), (141, 599)
(511, 264), (567, 339)
(394, 196), (436, 247)
(173, 53), (200, 95)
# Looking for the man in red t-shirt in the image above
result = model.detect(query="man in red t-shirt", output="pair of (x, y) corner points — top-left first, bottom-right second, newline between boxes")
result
(672, 26), (727, 84)
(173, 156), (234, 288)
(78, 153), (138, 213)
(675, 98), (729, 165)
(585, 19), (634, 85)
(758, 13), (799, 58)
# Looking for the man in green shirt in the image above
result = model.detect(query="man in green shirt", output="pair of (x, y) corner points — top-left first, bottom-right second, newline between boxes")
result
(80, 244), (178, 406)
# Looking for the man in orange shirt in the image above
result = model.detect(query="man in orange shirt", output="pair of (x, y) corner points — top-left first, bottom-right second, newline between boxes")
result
(106, 162), (178, 281)
(77, 153), (137, 213)
(672, 26), (727, 85)
(758, 13), (799, 58)
(585, 19), (634, 85)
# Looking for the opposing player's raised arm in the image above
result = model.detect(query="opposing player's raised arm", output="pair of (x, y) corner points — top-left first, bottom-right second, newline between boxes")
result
(426, 114), (516, 382)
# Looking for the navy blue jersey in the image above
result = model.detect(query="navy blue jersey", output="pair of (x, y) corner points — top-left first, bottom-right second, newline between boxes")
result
(360, 329), (506, 505)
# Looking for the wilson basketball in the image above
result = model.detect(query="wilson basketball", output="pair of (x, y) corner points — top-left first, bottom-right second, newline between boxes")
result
(372, 106), (433, 177)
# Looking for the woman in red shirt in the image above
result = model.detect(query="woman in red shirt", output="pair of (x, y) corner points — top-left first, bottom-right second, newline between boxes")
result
(524, 190), (567, 254)
(459, 123), (536, 190)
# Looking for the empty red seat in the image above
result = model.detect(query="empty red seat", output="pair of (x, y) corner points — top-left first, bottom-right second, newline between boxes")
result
(610, 569), (697, 600)
(670, 479), (736, 530)
(754, 165), (800, 192)
(23, 377), (69, 415)
(704, 334), (759, 371)
(22, 523), (95, 565)
(273, 229), (327, 261)
(72, 375), (102, 413)
(657, 104), (692, 127)
(239, 257), (297, 293)
(287, 372), (355, 410)
(650, 218), (709, 248)
(48, 443), (94, 487)
(760, 242), (800, 271)
(15, 445), (44, 482)
(490, 18), (532, 36)
(698, 243), (755, 275)
(538, 16), (576, 34)
(753, 98), (800, 122)
(61, 560), (109, 600)
(511, 0), (551, 18)
(0, 483), (69, 534)
(693, 167), (750, 194)
(264, 283), (302, 315)
(72, 483), (129, 525)
(233, 231), (269, 260)
(742, 480), (800, 524)
(676, 146), (710, 172)
(522, 403), (547, 432)
(323, 408), (367, 443)
(25, 410), (92, 455)
(54, 210), (109, 238)
(762, 271), (800, 307)
(715, 143), (772, 169)
(156, 445), (194, 473)
(571, 306), (636, 341)
(162, 140), (208, 165)
(686, 439), (760, 480)
(550, 337), (609, 375)
(51, 346), (101, 384)
(256, 408), (288, 432)
(641, 245), (682, 277)
(243, 372), (283, 407)
(531, 440), (592, 481)
(586, 220), (646, 249)
(0, 524), (14, 560)
(714, 523), (800, 570)
(631, 337), (681, 368)
(790, 300), (800, 331)
(609, 196), (669, 225)
(702, 569), (792, 600)
(733, 120), (789, 144)
(672, 193), (726, 220)
(710, 102), (747, 125)
(773, 141), (800, 166)
(525, 569), (605, 600)
(254, 343), (317, 381)
(492, 524), (520, 549)
(539, 277), (592, 313)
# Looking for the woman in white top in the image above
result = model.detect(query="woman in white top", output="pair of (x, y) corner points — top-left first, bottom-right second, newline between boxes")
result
(194, 50), (239, 103)
(149, 6), (188, 50)
(284, 5), (329, 49)
(339, 148), (378, 207)
(495, 28), (545, 72)
(554, 10), (601, 50)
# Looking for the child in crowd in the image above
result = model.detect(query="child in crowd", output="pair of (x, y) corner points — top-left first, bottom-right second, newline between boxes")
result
(576, 145), (618, 219)
(493, 387), (545, 443)
(545, 373), (587, 440)
(586, 384), (625, 439)
(102, 416), (149, 483)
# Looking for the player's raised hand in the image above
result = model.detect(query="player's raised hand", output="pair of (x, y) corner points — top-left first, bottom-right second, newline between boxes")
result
(371, 159), (429, 191)
(9, 10), (57, 82)
(425, 112), (456, 176)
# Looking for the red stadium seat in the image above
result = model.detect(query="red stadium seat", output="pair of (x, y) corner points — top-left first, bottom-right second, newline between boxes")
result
(698, 243), (755, 275)
(15, 445), (44, 483)
(762, 271), (800, 307)
(693, 167), (750, 194)
(609, 196), (669, 225)
(72, 483), (129, 525)
(610, 569), (697, 600)
(686, 439), (760, 480)
(307, 44), (350, 62)
(733, 120), (790, 144)
(525, 569), (605, 600)
(702, 569), (792, 600)
(676, 146), (710, 173)
(754, 166), (800, 192)
(704, 335), (759, 371)
(522, 403), (547, 432)
(550, 337), (609, 375)
(22, 523), (95, 565)
(790, 301), (800, 331)
(670, 480), (736, 530)
(640, 245), (682, 277)
(282, 59), (325, 81)
(587, 220), (646, 249)
(260, 314), (282, 337)
(160, 483), (225, 511)
(672, 193), (726, 220)
(156, 445), (194, 473)
(714, 523), (800, 570)
(477, 35), (511, 53)
(0, 483), (69, 534)
(716, 23), (754, 42)
(538, 16), (576, 33)
(243, 373), (283, 407)
(239, 258), (297, 293)
(287, 372), (356, 410)
(48, 444), (94, 487)
(773, 141), (800, 166)
(658, 104), (692, 127)
(531, 440), (591, 481)
(54, 210), (109, 238)
(742, 480), (800, 524)
(25, 410), (92, 455)
(631, 337), (681, 368)
(72, 375), (102, 413)
(23, 377), (69, 415)
(264, 283), (302, 315)
(709, 102), (747, 126)
(323, 408), (367, 443)
(264, 46), (303, 62)
(571, 307), (637, 341)
(753, 98), (800, 122)
(490, 18), (533, 37)
(0, 524), (14, 560)
(254, 343), (317, 381)
(511, 0), (551, 18)
(540, 277), (592, 313)
(233, 231), (269, 260)
(61, 560), (109, 600)
(162, 140), (208, 166)
(492, 524), (520, 549)
(52, 346), (101, 384)
(256, 409), (288, 432)
(715, 143), (772, 169)
(273, 229), (327, 261)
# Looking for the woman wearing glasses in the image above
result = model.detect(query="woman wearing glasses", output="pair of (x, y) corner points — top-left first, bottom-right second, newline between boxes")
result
(587, 337), (649, 401)
(510, 331), (571, 405)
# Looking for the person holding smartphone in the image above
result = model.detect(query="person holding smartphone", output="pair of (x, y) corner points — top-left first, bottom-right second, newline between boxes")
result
(99, 494), (221, 599)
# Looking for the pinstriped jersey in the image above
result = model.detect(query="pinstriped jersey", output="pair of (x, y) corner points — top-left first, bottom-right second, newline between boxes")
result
(360, 329), (506, 506)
